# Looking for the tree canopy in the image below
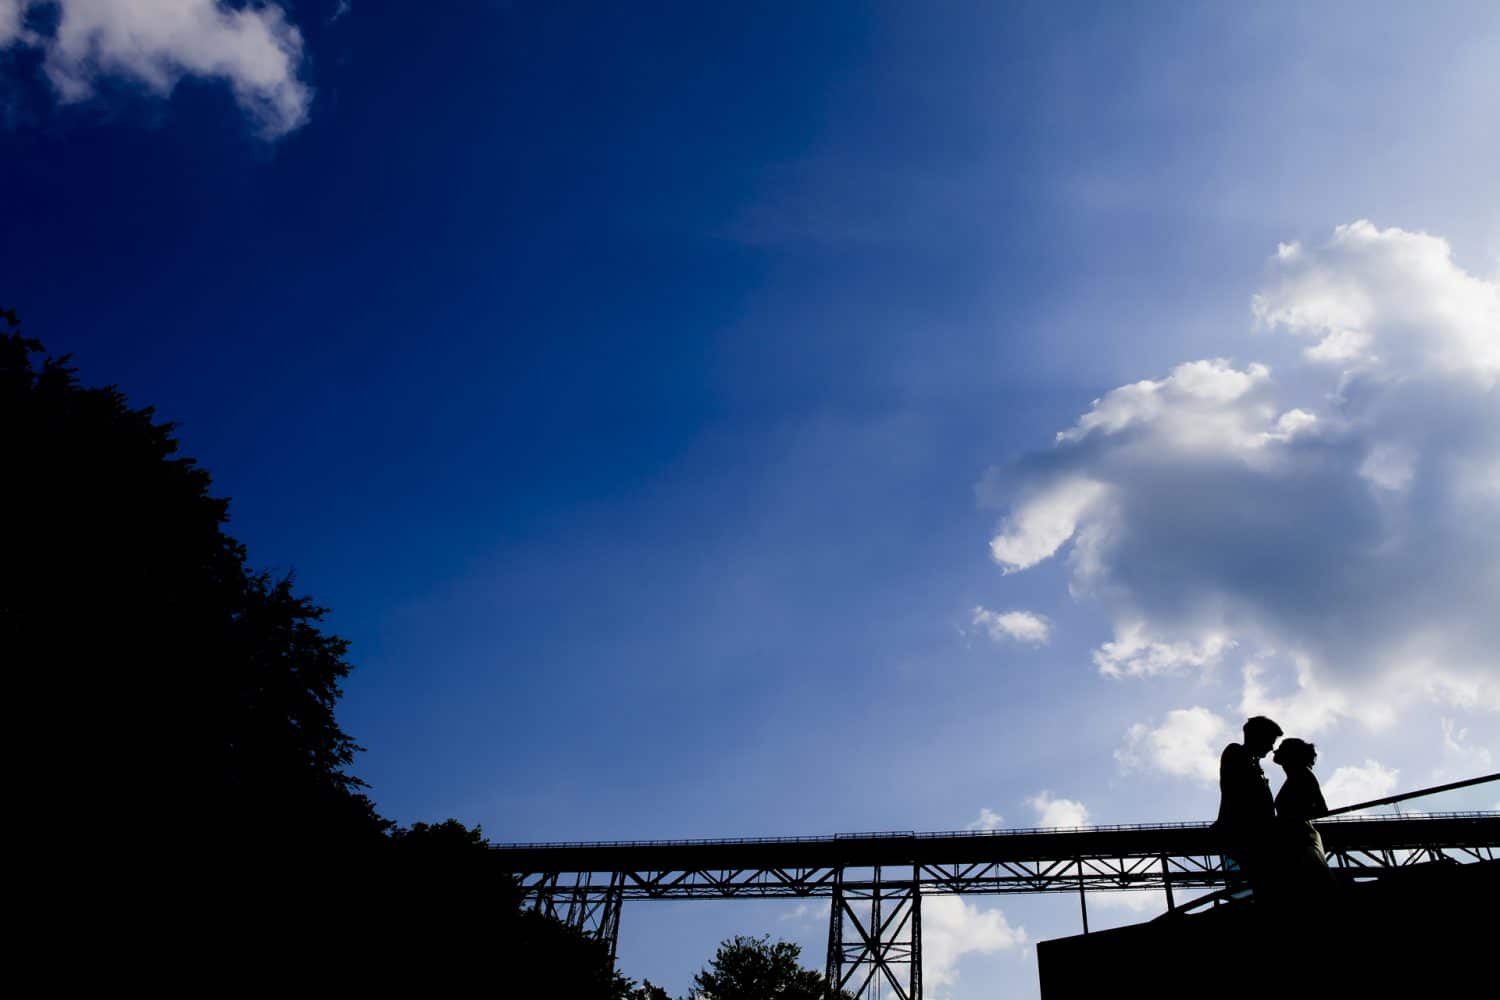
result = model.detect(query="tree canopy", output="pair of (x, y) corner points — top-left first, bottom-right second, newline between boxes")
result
(2, 313), (384, 845)
(2, 313), (646, 998)
(3, 312), (834, 1000)
(689, 935), (853, 1000)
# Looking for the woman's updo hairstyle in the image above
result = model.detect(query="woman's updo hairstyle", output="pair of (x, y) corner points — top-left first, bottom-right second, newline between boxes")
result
(1274, 737), (1318, 768)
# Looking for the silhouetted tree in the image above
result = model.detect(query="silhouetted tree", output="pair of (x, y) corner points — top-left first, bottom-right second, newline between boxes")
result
(1, 314), (384, 848)
(378, 817), (638, 998)
(4, 314), (649, 997)
(390, 818), (494, 852)
(688, 935), (852, 1000)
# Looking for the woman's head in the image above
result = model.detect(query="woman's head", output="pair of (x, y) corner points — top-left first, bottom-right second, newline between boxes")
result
(1273, 738), (1317, 769)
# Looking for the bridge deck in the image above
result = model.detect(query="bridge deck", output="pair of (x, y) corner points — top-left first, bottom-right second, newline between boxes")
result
(494, 789), (1499, 1000)
(495, 811), (1499, 899)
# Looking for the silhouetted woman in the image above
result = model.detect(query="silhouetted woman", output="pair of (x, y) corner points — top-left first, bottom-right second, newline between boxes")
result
(1271, 737), (1335, 898)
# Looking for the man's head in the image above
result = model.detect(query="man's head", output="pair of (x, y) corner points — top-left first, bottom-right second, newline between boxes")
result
(1243, 716), (1283, 757)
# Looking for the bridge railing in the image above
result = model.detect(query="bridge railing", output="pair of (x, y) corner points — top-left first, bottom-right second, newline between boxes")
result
(489, 810), (1494, 852)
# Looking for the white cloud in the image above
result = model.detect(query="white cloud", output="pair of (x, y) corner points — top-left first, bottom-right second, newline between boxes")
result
(971, 606), (1051, 645)
(1254, 221), (1500, 386)
(1266, 407), (1318, 443)
(965, 807), (1005, 831)
(1095, 621), (1234, 678)
(0, 1), (310, 136)
(1116, 707), (1228, 784)
(1323, 760), (1399, 812)
(988, 478), (1107, 572)
(1027, 791), (1089, 828)
(921, 895), (1026, 993)
(983, 222), (1500, 730)
(1056, 359), (1273, 451)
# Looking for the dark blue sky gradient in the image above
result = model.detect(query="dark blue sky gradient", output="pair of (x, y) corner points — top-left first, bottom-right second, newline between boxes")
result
(5, 3), (1098, 828)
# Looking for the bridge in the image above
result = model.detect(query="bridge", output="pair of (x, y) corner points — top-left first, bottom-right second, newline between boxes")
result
(494, 779), (1499, 1000)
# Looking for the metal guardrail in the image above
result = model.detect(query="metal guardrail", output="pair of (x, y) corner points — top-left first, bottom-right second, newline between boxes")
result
(489, 821), (1201, 851)
(490, 810), (1497, 852)
(1322, 771), (1499, 816)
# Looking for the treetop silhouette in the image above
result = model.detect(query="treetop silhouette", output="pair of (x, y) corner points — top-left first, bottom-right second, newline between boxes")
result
(2, 313), (383, 845)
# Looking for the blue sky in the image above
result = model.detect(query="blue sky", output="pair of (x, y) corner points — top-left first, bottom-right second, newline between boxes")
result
(3, 2), (1497, 997)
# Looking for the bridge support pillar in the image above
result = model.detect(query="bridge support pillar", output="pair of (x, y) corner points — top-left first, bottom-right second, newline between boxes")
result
(826, 865), (922, 1000)
(533, 871), (625, 961)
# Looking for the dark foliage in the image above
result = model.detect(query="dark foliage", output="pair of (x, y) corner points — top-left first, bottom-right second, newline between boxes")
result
(3, 314), (648, 997)
(369, 821), (641, 997)
(390, 817), (494, 852)
(689, 935), (853, 1000)
(1, 314), (386, 847)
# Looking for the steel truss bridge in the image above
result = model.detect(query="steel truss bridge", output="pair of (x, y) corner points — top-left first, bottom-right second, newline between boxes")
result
(496, 810), (1499, 1000)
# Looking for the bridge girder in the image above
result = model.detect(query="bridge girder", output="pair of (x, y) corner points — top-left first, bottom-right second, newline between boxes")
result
(500, 812), (1500, 1000)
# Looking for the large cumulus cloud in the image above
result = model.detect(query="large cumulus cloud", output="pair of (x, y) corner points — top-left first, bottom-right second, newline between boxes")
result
(0, 1), (310, 137)
(987, 222), (1500, 728)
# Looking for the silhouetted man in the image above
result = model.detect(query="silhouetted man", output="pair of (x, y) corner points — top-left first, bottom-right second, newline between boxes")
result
(1214, 715), (1283, 893)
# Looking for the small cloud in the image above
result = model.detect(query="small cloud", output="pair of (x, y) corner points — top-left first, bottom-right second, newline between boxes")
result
(1027, 791), (1090, 828)
(971, 606), (1051, 646)
(1056, 359), (1271, 446)
(1260, 408), (1318, 445)
(2, 0), (312, 137)
(965, 807), (1005, 831)
(1095, 622), (1234, 678)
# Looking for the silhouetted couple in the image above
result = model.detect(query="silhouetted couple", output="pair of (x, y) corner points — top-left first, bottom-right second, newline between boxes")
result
(1214, 716), (1335, 904)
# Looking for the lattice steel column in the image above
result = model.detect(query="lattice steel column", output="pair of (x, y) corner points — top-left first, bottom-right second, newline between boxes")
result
(530, 873), (561, 918)
(577, 871), (626, 960)
(536, 871), (625, 961)
(826, 869), (844, 991)
(825, 865), (922, 1000)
